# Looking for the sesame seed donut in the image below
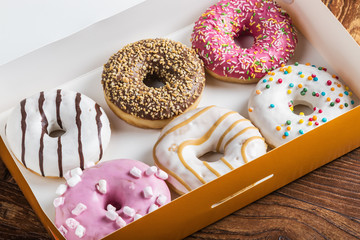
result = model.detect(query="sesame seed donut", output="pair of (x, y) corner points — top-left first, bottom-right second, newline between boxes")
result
(101, 38), (206, 129)
(153, 105), (267, 195)
(191, 0), (297, 83)
(5, 89), (111, 177)
(54, 159), (171, 240)
(248, 63), (356, 148)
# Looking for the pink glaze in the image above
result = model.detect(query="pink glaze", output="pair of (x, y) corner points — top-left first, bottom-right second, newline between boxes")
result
(191, 0), (298, 81)
(54, 159), (171, 240)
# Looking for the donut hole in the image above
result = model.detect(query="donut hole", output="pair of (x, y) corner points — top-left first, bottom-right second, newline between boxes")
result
(104, 197), (122, 212)
(48, 125), (66, 138)
(234, 31), (255, 49)
(143, 73), (166, 88)
(199, 151), (224, 163)
(292, 101), (314, 116)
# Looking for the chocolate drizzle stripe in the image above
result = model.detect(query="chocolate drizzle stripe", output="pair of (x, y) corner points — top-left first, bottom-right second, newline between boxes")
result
(20, 99), (27, 168)
(56, 89), (63, 129)
(95, 103), (103, 160)
(75, 93), (84, 170)
(57, 137), (63, 177)
(38, 91), (48, 177)
(56, 89), (64, 177)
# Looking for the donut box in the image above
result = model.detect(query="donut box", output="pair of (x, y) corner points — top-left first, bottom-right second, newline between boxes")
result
(1, 0), (360, 239)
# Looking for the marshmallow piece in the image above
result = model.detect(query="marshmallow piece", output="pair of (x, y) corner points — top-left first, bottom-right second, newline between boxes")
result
(71, 203), (87, 216)
(55, 184), (67, 196)
(67, 174), (81, 187)
(107, 204), (116, 212)
(105, 210), (118, 221)
(70, 167), (83, 177)
(143, 186), (153, 199)
(75, 225), (86, 238)
(65, 218), (79, 229)
(145, 166), (157, 176)
(134, 214), (143, 221)
(58, 225), (68, 236)
(53, 197), (65, 208)
(130, 166), (142, 178)
(84, 161), (95, 169)
(123, 206), (135, 218)
(96, 179), (107, 194)
(148, 204), (159, 213)
(156, 194), (167, 206)
(116, 216), (126, 228)
(64, 170), (72, 180)
(155, 169), (168, 180)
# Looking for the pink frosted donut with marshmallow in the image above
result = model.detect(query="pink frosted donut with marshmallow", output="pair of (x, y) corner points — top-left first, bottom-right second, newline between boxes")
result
(54, 159), (170, 239)
(191, 0), (297, 83)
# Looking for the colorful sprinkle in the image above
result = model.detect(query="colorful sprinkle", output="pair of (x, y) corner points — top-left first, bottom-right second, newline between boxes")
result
(299, 130), (304, 134)
(322, 118), (327, 122)
(270, 104), (275, 108)
(327, 80), (332, 86)
(276, 126), (281, 131)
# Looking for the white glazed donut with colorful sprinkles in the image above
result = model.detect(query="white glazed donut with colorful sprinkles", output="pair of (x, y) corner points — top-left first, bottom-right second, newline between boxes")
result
(153, 105), (267, 195)
(248, 63), (356, 147)
(191, 0), (297, 83)
(54, 159), (171, 240)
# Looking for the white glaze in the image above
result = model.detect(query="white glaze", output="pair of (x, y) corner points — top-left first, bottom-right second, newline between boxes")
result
(248, 64), (355, 147)
(153, 105), (267, 194)
(5, 89), (111, 177)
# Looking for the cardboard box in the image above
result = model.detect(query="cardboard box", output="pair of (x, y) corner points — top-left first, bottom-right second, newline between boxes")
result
(0, 0), (359, 239)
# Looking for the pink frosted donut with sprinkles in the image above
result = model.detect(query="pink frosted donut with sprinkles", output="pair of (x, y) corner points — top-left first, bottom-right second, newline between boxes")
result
(54, 159), (170, 239)
(191, 0), (297, 83)
(248, 63), (356, 147)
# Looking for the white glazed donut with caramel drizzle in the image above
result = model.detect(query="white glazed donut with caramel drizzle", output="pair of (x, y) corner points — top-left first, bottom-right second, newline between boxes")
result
(5, 89), (111, 178)
(153, 105), (267, 195)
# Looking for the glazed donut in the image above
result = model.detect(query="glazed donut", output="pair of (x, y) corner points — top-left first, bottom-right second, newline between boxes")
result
(54, 159), (171, 240)
(248, 63), (356, 147)
(153, 105), (267, 195)
(5, 89), (111, 177)
(191, 0), (297, 83)
(101, 38), (206, 129)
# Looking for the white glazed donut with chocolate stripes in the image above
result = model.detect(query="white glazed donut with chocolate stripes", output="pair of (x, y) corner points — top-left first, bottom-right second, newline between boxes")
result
(153, 105), (267, 195)
(5, 89), (111, 177)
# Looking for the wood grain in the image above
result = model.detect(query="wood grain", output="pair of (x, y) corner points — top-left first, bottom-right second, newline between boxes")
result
(1, 0), (359, 239)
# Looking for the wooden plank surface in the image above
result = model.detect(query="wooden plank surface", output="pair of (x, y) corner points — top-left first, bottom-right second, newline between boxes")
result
(1, 0), (359, 239)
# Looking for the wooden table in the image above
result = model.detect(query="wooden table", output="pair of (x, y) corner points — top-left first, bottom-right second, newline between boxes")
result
(1, 0), (359, 239)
